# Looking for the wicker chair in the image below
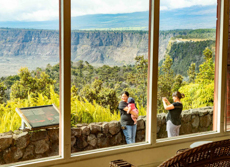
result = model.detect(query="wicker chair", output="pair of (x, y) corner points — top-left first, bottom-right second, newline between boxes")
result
(158, 139), (230, 167)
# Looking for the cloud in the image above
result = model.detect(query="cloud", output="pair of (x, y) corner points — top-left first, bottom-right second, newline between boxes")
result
(71, 0), (149, 17)
(160, 0), (217, 10)
(0, 0), (59, 21)
(0, 0), (216, 22)
(189, 9), (217, 15)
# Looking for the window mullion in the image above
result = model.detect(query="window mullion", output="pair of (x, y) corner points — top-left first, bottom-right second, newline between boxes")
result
(149, 0), (160, 145)
(218, 0), (229, 133)
(60, 0), (71, 160)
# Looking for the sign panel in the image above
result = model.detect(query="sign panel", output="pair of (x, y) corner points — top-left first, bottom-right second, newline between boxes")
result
(16, 104), (59, 130)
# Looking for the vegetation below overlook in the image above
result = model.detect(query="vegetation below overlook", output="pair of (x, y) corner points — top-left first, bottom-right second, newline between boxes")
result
(171, 29), (216, 40)
(0, 47), (215, 133)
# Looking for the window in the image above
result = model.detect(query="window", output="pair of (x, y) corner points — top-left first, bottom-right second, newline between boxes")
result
(156, 0), (217, 139)
(70, 0), (150, 154)
(0, 0), (60, 165)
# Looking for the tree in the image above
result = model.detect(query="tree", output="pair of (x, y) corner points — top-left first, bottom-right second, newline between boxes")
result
(79, 79), (118, 113)
(187, 63), (196, 83)
(72, 60), (95, 92)
(179, 48), (215, 109)
(195, 48), (214, 84)
(172, 74), (184, 92)
(157, 55), (174, 112)
(11, 67), (56, 99)
(134, 56), (148, 107)
(126, 56), (148, 107)
(3, 75), (20, 89)
(45, 63), (60, 92)
(0, 82), (7, 104)
(203, 47), (213, 60)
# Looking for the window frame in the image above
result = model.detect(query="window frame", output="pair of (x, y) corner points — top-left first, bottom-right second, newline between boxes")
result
(155, 0), (229, 143)
(11, 0), (230, 166)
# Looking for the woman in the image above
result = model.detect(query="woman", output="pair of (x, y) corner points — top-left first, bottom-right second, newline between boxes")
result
(162, 91), (185, 137)
(118, 91), (138, 144)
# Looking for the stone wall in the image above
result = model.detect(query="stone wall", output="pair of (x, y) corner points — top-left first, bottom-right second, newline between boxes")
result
(0, 106), (213, 165)
(157, 106), (213, 138)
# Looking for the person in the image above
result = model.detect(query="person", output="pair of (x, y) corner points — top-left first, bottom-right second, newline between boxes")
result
(127, 97), (138, 124)
(162, 91), (185, 137)
(118, 91), (138, 144)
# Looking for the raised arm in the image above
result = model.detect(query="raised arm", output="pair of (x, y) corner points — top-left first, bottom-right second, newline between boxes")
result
(162, 98), (174, 110)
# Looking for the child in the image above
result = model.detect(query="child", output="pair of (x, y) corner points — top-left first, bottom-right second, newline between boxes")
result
(127, 97), (139, 124)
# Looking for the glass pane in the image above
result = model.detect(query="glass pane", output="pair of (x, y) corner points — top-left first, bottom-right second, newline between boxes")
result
(157, 0), (217, 139)
(71, 0), (149, 153)
(0, 0), (60, 165)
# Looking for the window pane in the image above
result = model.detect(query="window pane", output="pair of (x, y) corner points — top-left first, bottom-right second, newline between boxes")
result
(157, 0), (217, 139)
(0, 0), (60, 165)
(70, 0), (149, 153)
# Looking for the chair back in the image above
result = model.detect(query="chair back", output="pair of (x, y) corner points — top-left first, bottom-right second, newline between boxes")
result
(159, 139), (230, 167)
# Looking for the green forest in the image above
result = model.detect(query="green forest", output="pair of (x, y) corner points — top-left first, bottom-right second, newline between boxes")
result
(168, 40), (215, 76)
(0, 29), (216, 133)
(171, 29), (216, 39)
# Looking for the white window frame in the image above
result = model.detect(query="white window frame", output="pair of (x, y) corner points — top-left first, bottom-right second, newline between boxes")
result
(11, 0), (229, 166)
(155, 0), (229, 144)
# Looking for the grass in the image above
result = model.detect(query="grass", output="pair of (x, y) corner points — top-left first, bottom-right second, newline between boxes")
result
(0, 86), (147, 133)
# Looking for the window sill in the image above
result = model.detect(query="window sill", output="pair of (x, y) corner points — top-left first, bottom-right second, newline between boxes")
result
(8, 131), (230, 167)
(156, 131), (223, 147)
(11, 155), (62, 167)
(70, 141), (151, 160)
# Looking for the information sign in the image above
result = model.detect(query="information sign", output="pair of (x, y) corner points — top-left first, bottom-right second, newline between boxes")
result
(16, 104), (59, 130)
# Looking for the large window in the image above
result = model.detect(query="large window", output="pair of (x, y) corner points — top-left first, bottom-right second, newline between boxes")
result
(70, 0), (149, 154)
(156, 0), (217, 139)
(0, 0), (60, 165)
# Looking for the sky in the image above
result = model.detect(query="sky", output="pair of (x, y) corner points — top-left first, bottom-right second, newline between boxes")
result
(0, 0), (217, 22)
